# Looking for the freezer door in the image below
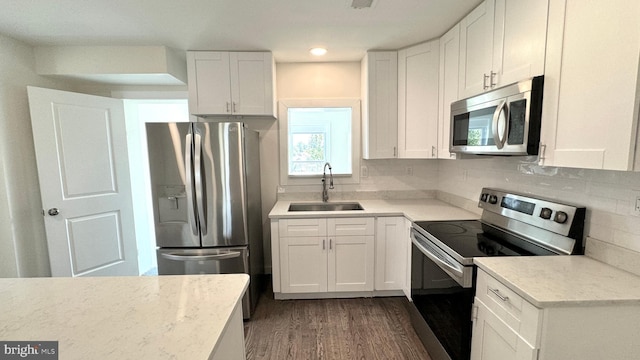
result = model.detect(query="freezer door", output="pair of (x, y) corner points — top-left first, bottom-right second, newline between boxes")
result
(156, 246), (251, 318)
(194, 122), (248, 247)
(146, 123), (200, 247)
(156, 247), (249, 275)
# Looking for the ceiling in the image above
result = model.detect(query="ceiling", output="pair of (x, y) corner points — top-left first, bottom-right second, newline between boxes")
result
(0, 0), (482, 63)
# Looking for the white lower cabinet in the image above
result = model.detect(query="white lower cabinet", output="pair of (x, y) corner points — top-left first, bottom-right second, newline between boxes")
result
(277, 217), (374, 294)
(374, 217), (409, 291)
(472, 268), (640, 360)
(471, 298), (537, 360)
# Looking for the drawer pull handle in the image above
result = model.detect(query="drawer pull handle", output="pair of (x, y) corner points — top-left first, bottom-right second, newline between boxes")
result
(489, 287), (509, 302)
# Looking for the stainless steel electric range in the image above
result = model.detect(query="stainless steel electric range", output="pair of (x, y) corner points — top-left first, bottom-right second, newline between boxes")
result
(409, 188), (586, 360)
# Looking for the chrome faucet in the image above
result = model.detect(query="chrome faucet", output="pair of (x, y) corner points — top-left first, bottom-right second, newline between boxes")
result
(321, 162), (334, 202)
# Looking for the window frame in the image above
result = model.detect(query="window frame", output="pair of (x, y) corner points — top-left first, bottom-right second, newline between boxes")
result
(278, 99), (361, 186)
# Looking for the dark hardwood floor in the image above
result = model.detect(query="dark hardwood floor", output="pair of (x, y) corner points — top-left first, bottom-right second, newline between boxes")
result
(244, 288), (432, 360)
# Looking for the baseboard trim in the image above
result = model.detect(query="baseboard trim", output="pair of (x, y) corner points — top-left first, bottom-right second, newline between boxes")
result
(274, 290), (405, 300)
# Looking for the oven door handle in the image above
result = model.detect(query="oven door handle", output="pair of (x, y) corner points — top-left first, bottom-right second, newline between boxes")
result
(411, 233), (464, 279)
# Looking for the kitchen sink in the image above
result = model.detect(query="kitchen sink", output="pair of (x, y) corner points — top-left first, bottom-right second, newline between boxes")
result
(288, 202), (364, 212)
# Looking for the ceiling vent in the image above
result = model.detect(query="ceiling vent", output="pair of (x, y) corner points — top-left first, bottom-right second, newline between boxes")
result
(349, 0), (376, 9)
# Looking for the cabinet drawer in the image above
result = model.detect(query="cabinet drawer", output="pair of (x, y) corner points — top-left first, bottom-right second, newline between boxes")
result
(328, 217), (375, 236)
(279, 218), (327, 237)
(475, 269), (541, 344)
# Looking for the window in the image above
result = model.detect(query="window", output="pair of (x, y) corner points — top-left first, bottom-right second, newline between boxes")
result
(279, 99), (360, 185)
(288, 107), (352, 176)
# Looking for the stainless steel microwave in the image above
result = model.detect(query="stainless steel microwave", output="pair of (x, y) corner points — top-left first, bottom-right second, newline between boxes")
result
(450, 76), (543, 155)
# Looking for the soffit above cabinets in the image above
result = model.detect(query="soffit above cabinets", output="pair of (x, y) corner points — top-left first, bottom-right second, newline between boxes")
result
(34, 45), (187, 86)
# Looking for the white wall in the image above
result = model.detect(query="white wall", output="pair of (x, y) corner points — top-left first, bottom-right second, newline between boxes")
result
(438, 157), (640, 273)
(0, 34), (79, 277)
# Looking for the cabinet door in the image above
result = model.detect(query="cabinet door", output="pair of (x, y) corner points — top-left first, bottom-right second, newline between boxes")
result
(362, 51), (399, 159)
(280, 236), (327, 293)
(459, 0), (496, 98)
(438, 24), (460, 160)
(187, 51), (232, 115)
(229, 52), (275, 116)
(398, 40), (440, 159)
(471, 299), (538, 360)
(492, 0), (548, 87)
(328, 235), (374, 292)
(539, 0), (640, 170)
(374, 217), (407, 291)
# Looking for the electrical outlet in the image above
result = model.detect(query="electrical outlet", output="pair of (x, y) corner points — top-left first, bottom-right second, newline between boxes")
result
(277, 186), (285, 193)
(406, 166), (413, 176)
(634, 195), (640, 216)
(462, 169), (469, 181)
(361, 165), (368, 178)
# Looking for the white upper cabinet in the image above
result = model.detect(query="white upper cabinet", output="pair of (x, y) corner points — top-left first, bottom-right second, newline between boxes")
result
(539, 0), (640, 171)
(459, 0), (495, 99)
(362, 51), (399, 159)
(397, 40), (440, 159)
(438, 24), (460, 159)
(187, 51), (276, 117)
(459, 0), (548, 99)
(492, 0), (548, 88)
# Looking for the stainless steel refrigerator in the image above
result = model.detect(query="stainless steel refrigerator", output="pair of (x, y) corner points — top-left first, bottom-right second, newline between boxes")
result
(146, 121), (263, 319)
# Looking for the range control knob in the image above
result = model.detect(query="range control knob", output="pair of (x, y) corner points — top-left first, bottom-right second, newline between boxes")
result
(488, 195), (498, 204)
(480, 193), (489, 202)
(554, 211), (569, 224)
(540, 207), (553, 220)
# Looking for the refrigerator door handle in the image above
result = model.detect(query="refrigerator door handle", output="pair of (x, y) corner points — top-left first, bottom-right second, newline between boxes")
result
(160, 251), (241, 261)
(194, 132), (207, 235)
(185, 133), (198, 235)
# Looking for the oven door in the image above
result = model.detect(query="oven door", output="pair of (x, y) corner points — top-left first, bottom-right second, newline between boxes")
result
(410, 229), (474, 360)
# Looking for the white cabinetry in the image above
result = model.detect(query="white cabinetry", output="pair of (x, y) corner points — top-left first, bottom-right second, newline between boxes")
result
(397, 40), (439, 159)
(362, 51), (398, 159)
(472, 269), (640, 360)
(539, 0), (640, 171)
(374, 217), (409, 291)
(276, 217), (375, 294)
(459, 0), (548, 99)
(459, 0), (495, 98)
(438, 24), (460, 159)
(187, 51), (276, 117)
(471, 269), (540, 360)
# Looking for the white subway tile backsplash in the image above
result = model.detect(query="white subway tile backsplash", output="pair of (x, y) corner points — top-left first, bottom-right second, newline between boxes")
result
(438, 158), (640, 270)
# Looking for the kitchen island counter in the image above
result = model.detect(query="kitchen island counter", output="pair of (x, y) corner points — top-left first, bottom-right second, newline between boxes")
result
(0, 274), (249, 359)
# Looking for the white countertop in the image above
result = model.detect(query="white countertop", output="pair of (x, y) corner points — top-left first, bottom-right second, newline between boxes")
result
(0, 274), (249, 359)
(268, 198), (480, 222)
(475, 256), (640, 307)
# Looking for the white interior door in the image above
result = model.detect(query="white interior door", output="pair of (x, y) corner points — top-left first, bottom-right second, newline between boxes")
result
(28, 86), (138, 277)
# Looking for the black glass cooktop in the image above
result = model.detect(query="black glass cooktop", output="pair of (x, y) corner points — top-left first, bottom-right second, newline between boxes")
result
(413, 220), (556, 259)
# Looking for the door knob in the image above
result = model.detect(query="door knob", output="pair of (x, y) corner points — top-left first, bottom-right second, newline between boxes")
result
(47, 208), (60, 216)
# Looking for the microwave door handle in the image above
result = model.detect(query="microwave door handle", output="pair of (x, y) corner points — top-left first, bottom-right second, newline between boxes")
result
(492, 100), (508, 149)
(185, 133), (198, 236)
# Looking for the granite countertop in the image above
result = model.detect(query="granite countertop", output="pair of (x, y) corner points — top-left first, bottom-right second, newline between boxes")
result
(0, 274), (249, 359)
(475, 256), (640, 307)
(268, 198), (480, 222)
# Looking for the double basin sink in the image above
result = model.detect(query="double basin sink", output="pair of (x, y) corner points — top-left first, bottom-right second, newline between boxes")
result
(288, 202), (364, 212)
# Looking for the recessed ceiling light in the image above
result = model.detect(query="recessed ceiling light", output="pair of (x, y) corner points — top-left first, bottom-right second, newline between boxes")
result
(310, 47), (328, 56)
